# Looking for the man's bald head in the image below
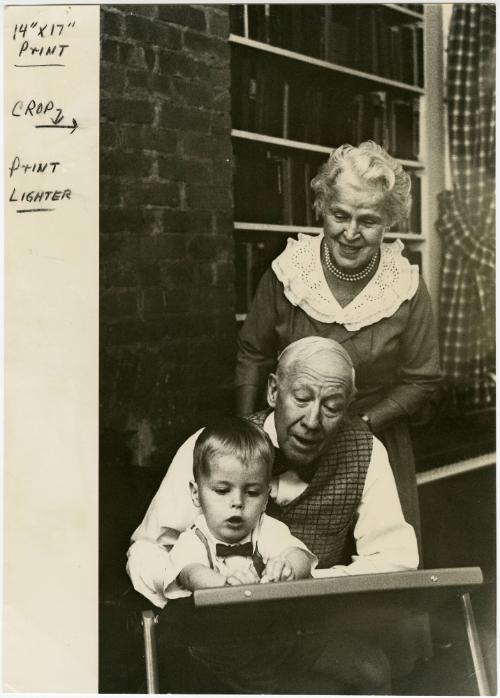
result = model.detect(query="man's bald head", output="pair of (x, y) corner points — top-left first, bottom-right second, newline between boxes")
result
(276, 337), (356, 402)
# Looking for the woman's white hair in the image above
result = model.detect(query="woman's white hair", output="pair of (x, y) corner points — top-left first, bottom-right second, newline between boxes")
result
(311, 141), (412, 225)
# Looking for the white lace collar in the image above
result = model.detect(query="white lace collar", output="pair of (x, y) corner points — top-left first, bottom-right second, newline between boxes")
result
(272, 234), (419, 331)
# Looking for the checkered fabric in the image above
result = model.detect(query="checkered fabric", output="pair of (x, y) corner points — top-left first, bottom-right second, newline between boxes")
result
(248, 410), (372, 567)
(435, 4), (496, 408)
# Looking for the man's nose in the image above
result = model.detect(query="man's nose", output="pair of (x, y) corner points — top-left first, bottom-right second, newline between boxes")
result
(302, 401), (321, 430)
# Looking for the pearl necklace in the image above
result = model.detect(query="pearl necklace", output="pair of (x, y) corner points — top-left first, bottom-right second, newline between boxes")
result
(323, 241), (379, 282)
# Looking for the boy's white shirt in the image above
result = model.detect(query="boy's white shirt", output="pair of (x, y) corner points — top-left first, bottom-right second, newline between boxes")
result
(127, 412), (419, 608)
(165, 512), (317, 599)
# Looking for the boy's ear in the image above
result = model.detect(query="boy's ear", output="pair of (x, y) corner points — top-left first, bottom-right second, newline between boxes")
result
(267, 373), (278, 408)
(189, 480), (201, 508)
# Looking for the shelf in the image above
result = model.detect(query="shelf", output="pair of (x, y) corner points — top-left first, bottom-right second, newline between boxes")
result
(235, 222), (322, 235)
(384, 4), (425, 21)
(230, 34), (425, 95)
(232, 129), (425, 169)
(234, 222), (425, 242)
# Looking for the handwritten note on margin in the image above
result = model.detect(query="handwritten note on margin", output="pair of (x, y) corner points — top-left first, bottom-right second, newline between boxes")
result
(4, 5), (99, 691)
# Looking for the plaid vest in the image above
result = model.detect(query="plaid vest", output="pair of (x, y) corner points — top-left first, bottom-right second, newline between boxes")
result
(247, 410), (372, 568)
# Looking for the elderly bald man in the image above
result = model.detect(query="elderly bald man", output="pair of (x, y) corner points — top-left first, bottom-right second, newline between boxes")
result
(127, 337), (418, 692)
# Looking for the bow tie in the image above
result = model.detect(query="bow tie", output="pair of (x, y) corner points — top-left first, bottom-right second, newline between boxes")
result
(216, 541), (253, 558)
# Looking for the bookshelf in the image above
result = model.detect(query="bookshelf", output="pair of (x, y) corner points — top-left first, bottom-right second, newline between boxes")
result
(230, 4), (445, 319)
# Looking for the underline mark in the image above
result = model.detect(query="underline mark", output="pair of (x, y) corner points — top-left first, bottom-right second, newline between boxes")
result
(17, 208), (55, 213)
(14, 63), (65, 68)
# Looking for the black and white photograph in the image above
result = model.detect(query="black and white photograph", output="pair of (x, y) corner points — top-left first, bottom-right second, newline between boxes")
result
(3, 2), (496, 695)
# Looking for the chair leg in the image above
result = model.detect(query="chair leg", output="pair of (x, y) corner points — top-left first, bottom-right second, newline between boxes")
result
(460, 592), (491, 696)
(142, 610), (160, 694)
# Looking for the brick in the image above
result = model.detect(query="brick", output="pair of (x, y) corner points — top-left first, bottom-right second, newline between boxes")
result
(182, 132), (232, 160)
(120, 4), (158, 18)
(102, 9), (123, 37)
(162, 209), (189, 232)
(211, 157), (232, 186)
(119, 42), (155, 71)
(128, 181), (180, 208)
(163, 288), (191, 313)
(100, 178), (122, 205)
(206, 8), (229, 39)
(210, 111), (231, 135)
(120, 126), (177, 153)
(191, 262), (216, 286)
(215, 210), (233, 231)
(209, 65), (231, 86)
(187, 185), (232, 211)
(102, 98), (154, 125)
(140, 288), (165, 315)
(159, 104), (210, 133)
(151, 23), (182, 50)
(161, 261), (195, 287)
(158, 155), (211, 184)
(100, 207), (145, 234)
(211, 86), (231, 112)
(100, 122), (117, 148)
(173, 79), (213, 108)
(185, 211), (213, 233)
(151, 74), (171, 95)
(141, 234), (186, 260)
(181, 132), (213, 158)
(183, 31), (229, 62)
(101, 38), (120, 63)
(103, 259), (140, 287)
(101, 63), (125, 93)
(188, 235), (217, 260)
(127, 69), (153, 91)
(101, 289), (138, 320)
(157, 51), (210, 80)
(158, 5), (206, 31)
(105, 150), (154, 178)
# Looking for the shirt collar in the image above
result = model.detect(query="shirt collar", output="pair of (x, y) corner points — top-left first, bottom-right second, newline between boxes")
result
(264, 410), (279, 448)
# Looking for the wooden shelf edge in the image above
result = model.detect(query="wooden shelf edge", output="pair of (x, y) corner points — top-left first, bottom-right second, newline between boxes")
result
(229, 34), (425, 95)
(384, 4), (425, 20)
(234, 223), (425, 242)
(232, 129), (425, 169)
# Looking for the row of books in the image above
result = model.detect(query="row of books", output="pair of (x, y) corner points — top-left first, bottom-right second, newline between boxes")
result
(232, 55), (420, 160)
(234, 236), (423, 315)
(233, 142), (422, 232)
(230, 5), (423, 86)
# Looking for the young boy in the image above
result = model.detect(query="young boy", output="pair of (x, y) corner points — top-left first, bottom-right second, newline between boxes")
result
(165, 417), (318, 692)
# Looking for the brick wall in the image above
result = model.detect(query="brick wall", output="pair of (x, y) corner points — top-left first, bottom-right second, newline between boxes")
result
(100, 4), (236, 468)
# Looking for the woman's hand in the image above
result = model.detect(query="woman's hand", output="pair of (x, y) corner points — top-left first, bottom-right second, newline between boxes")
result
(260, 556), (295, 583)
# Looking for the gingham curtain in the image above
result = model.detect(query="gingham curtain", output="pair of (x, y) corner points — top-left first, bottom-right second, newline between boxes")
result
(435, 4), (496, 409)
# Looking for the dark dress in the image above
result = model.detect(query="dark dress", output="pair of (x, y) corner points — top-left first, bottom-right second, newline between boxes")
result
(236, 237), (442, 549)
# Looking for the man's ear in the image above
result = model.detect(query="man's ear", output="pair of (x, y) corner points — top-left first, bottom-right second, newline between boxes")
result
(189, 480), (201, 508)
(267, 373), (278, 408)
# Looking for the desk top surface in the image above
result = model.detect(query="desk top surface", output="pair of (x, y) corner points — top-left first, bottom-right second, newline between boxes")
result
(193, 567), (483, 608)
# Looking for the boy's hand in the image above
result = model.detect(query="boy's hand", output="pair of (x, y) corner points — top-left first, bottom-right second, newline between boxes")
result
(260, 556), (295, 583)
(225, 567), (260, 586)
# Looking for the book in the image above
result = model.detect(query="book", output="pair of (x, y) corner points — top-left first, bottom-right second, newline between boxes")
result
(390, 98), (419, 160)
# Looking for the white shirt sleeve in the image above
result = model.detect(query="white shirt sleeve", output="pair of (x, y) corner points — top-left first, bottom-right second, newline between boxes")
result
(164, 527), (212, 600)
(126, 430), (203, 608)
(313, 437), (419, 578)
(258, 515), (317, 569)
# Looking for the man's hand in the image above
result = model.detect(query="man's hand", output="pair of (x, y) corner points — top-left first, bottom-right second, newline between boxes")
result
(260, 556), (295, 583)
(225, 567), (260, 586)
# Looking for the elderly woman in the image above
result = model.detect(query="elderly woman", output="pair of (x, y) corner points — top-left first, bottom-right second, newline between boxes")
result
(236, 141), (441, 540)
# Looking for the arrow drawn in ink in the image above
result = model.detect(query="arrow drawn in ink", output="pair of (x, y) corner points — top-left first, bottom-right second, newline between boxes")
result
(35, 117), (78, 134)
